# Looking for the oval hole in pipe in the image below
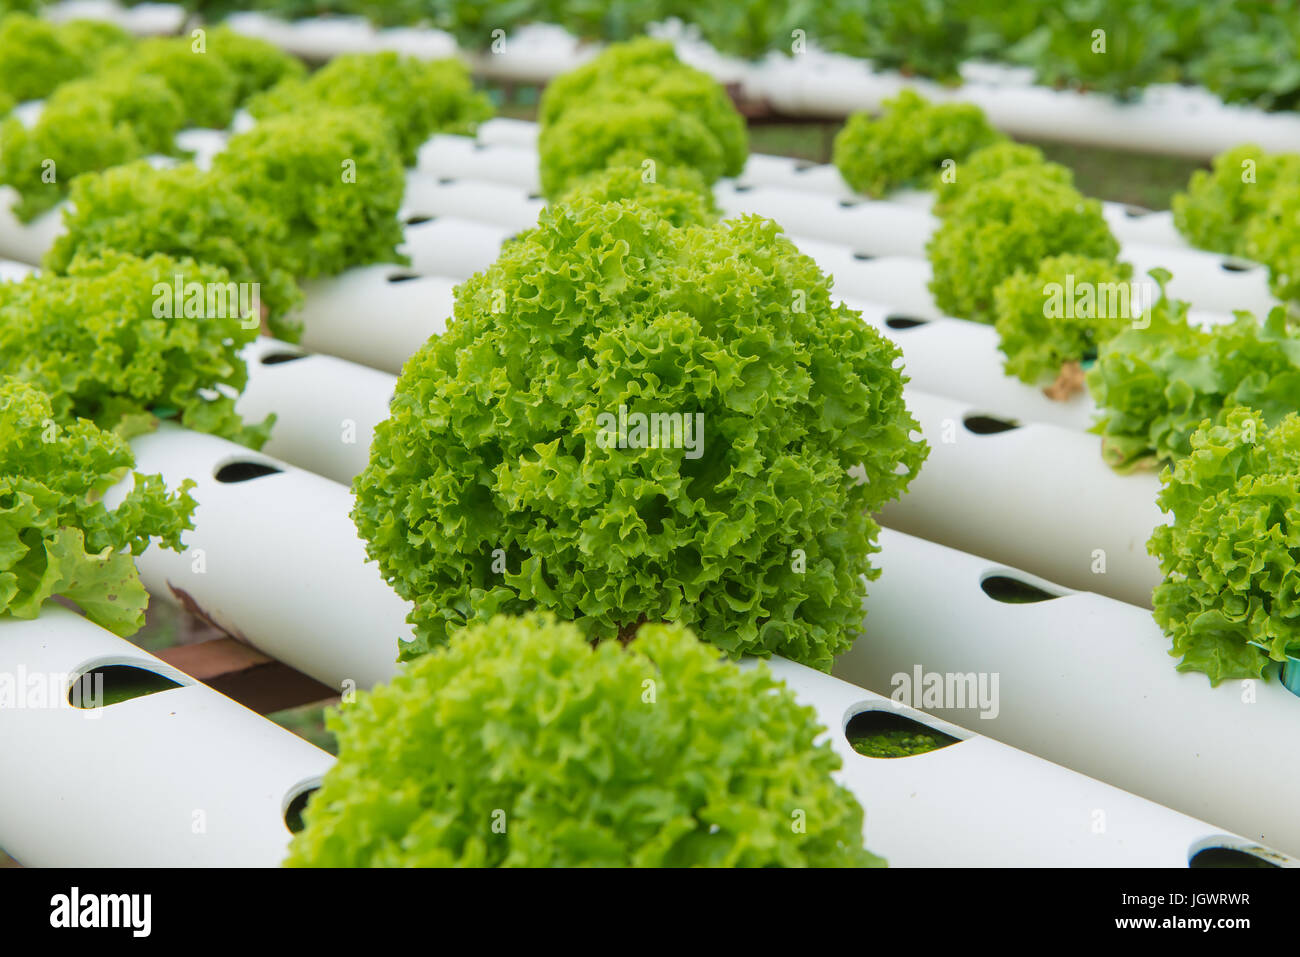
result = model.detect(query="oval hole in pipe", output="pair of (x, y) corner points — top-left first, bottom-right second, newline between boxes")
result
(260, 350), (306, 365)
(793, 160), (815, 172)
(527, 191), (544, 201)
(731, 183), (754, 193)
(844, 708), (961, 759)
(68, 665), (184, 708)
(963, 413), (1020, 435)
(980, 574), (1061, 604)
(214, 460), (283, 483)
(1220, 259), (1256, 273)
(885, 315), (930, 330)
(852, 251), (875, 261)
(839, 199), (863, 209)
(386, 272), (421, 283)
(436, 176), (456, 185)
(404, 214), (434, 226)
(1189, 847), (1279, 869)
(284, 785), (320, 834)
(1121, 204), (1152, 219)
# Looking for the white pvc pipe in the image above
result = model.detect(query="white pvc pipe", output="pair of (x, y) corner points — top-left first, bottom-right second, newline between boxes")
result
(108, 424), (412, 691)
(877, 389), (1164, 607)
(400, 216), (514, 279)
(0, 192), (63, 265)
(771, 656), (1287, 867)
(848, 299), (1097, 431)
(476, 117), (541, 149)
(296, 265), (456, 374)
(0, 604), (333, 867)
(44, 0), (184, 34)
(837, 527), (1300, 859)
(401, 173), (544, 231)
(749, 50), (1300, 159)
(236, 338), (395, 486)
(417, 135), (541, 191)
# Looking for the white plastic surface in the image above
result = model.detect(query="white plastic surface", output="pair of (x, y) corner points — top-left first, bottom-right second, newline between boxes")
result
(400, 215), (513, 279)
(0, 605), (333, 867)
(877, 389), (1164, 607)
(771, 657), (1285, 867)
(237, 338), (395, 485)
(402, 173), (545, 231)
(296, 265), (456, 374)
(838, 528), (1300, 859)
(110, 425), (412, 691)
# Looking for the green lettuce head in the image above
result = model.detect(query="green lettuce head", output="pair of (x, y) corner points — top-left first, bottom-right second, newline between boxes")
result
(284, 613), (883, 867)
(0, 378), (195, 636)
(932, 141), (1072, 215)
(556, 161), (721, 228)
(993, 254), (1136, 388)
(0, 251), (271, 447)
(47, 161), (304, 340)
(352, 200), (926, 670)
(247, 52), (491, 166)
(537, 38), (746, 198)
(1172, 144), (1300, 257)
(212, 109), (408, 279)
(833, 90), (1003, 198)
(927, 167), (1119, 323)
(1088, 271), (1300, 471)
(1150, 408), (1300, 683)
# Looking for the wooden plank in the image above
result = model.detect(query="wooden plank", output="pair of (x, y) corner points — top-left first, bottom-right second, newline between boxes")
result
(155, 637), (337, 715)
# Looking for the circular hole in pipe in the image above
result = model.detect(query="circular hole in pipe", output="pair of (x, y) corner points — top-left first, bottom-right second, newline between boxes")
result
(885, 315), (930, 330)
(962, 413), (1020, 435)
(68, 665), (184, 708)
(844, 709), (961, 759)
(260, 351), (306, 365)
(213, 461), (283, 483)
(980, 574), (1060, 604)
(284, 786), (320, 834)
(1189, 847), (1279, 869)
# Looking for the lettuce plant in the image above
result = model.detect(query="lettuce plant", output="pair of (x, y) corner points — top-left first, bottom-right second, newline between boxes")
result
(212, 109), (408, 279)
(46, 161), (303, 340)
(927, 167), (1119, 322)
(1149, 408), (1300, 683)
(0, 378), (195, 636)
(353, 199), (925, 670)
(557, 161), (720, 227)
(1189, 3), (1300, 112)
(98, 35), (240, 130)
(203, 25), (306, 101)
(0, 72), (185, 221)
(537, 39), (746, 198)
(932, 141), (1072, 215)
(1088, 272), (1300, 469)
(993, 254), (1135, 387)
(821, 0), (973, 83)
(0, 251), (271, 446)
(1171, 144), (1300, 256)
(1243, 185), (1300, 304)
(247, 52), (491, 166)
(285, 613), (883, 867)
(0, 14), (125, 102)
(833, 90), (1002, 198)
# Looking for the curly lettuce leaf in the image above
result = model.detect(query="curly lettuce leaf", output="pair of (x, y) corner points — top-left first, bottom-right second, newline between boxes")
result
(1149, 408), (1300, 683)
(286, 613), (883, 868)
(0, 378), (195, 636)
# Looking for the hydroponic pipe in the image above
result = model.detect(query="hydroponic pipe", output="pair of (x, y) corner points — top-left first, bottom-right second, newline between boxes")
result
(400, 215), (515, 280)
(296, 265), (456, 374)
(837, 526), (1300, 859)
(109, 424), (412, 691)
(875, 389), (1164, 608)
(769, 657), (1289, 867)
(747, 51), (1300, 159)
(236, 337), (396, 486)
(0, 605), (333, 867)
(401, 172), (545, 231)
